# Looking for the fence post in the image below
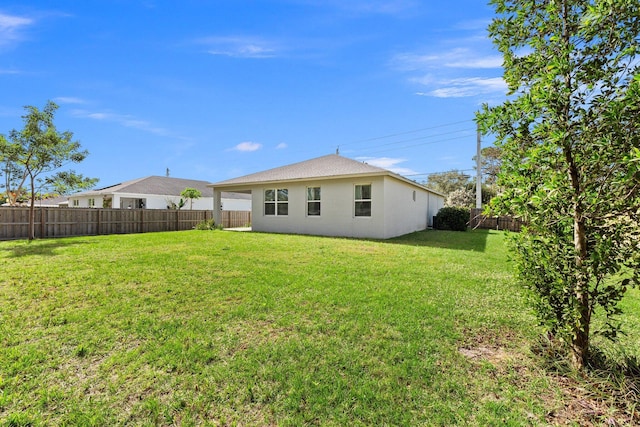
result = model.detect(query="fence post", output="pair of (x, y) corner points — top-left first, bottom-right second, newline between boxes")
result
(40, 208), (45, 238)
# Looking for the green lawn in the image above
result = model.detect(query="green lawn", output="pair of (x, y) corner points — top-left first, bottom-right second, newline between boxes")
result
(0, 229), (637, 426)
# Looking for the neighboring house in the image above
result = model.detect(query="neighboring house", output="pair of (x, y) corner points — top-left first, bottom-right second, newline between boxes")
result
(2, 196), (69, 207)
(209, 154), (445, 239)
(67, 176), (251, 211)
(32, 196), (70, 207)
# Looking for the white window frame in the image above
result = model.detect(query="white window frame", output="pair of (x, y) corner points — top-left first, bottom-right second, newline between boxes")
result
(88, 198), (95, 207)
(354, 184), (372, 217)
(264, 188), (288, 216)
(72, 199), (79, 207)
(307, 186), (321, 217)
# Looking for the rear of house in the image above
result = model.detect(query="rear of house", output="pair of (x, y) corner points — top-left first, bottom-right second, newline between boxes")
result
(210, 154), (444, 239)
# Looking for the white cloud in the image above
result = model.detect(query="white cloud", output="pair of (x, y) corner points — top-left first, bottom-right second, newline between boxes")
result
(198, 36), (280, 58)
(445, 57), (503, 69)
(416, 77), (507, 98)
(394, 48), (502, 71)
(356, 156), (418, 175)
(71, 109), (179, 138)
(276, 143), (288, 149)
(0, 13), (34, 48)
(85, 112), (109, 120)
(0, 14), (32, 28)
(283, 0), (417, 15)
(391, 19), (508, 99)
(233, 141), (262, 152)
(340, 0), (418, 14)
(54, 97), (86, 105)
(453, 19), (492, 31)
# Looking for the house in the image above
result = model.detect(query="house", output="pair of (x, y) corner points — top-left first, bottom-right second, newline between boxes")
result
(3, 196), (69, 208)
(67, 176), (251, 211)
(209, 154), (444, 239)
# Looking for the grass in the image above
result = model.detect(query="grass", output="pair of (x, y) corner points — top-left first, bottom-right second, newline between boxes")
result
(0, 229), (637, 426)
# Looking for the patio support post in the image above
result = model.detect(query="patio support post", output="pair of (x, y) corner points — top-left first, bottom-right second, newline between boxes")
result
(213, 189), (222, 227)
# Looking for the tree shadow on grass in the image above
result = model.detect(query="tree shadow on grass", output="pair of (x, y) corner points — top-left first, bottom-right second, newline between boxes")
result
(0, 239), (91, 258)
(386, 229), (492, 252)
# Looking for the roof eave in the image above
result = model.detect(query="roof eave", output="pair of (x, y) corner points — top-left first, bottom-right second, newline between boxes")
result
(210, 171), (442, 195)
(209, 171), (387, 188)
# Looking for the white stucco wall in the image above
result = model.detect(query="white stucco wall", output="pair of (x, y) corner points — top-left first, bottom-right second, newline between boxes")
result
(427, 192), (445, 227)
(250, 176), (387, 239)
(150, 195), (211, 210)
(221, 198), (251, 211)
(244, 176), (443, 239)
(382, 178), (431, 237)
(67, 194), (251, 211)
(66, 195), (101, 208)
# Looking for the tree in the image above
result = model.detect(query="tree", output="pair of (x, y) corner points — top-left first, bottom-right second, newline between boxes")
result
(166, 198), (186, 210)
(425, 170), (470, 196)
(445, 188), (475, 208)
(0, 134), (28, 205)
(472, 146), (502, 185)
(180, 187), (201, 210)
(44, 170), (98, 196)
(3, 101), (94, 240)
(477, 0), (640, 370)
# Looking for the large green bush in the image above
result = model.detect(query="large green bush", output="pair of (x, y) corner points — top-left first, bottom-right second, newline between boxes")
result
(434, 207), (469, 231)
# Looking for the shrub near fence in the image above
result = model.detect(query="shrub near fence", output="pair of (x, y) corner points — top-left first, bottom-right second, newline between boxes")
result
(469, 208), (523, 232)
(0, 207), (220, 240)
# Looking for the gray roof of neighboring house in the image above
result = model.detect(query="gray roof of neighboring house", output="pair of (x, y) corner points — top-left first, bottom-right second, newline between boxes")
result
(36, 196), (70, 206)
(70, 176), (250, 200)
(210, 154), (437, 193)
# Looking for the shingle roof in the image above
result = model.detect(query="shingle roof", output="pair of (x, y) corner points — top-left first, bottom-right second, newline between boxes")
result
(211, 154), (392, 187)
(74, 176), (213, 197)
(72, 176), (250, 199)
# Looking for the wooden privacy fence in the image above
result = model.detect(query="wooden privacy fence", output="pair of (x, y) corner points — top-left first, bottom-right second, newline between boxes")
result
(469, 208), (523, 232)
(221, 210), (251, 228)
(0, 207), (250, 240)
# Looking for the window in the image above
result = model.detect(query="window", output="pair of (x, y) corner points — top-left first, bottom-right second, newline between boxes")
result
(355, 184), (371, 217)
(120, 198), (145, 209)
(72, 199), (79, 207)
(88, 198), (95, 207)
(307, 187), (321, 216)
(265, 188), (288, 216)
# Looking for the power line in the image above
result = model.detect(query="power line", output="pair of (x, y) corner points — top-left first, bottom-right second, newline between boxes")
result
(404, 168), (475, 178)
(347, 127), (475, 153)
(341, 119), (474, 146)
(356, 134), (474, 156)
(286, 118), (478, 161)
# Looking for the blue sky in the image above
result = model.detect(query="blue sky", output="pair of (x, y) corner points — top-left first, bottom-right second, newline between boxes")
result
(0, 1), (505, 188)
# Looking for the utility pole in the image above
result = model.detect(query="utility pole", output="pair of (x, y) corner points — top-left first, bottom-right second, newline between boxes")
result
(476, 124), (482, 209)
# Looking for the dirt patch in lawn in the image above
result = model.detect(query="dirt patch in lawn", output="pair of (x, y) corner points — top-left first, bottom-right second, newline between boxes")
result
(459, 330), (640, 426)
(542, 370), (640, 426)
